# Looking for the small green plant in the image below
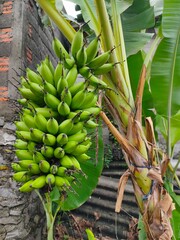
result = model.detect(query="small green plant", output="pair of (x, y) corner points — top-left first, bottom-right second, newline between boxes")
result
(104, 144), (113, 168)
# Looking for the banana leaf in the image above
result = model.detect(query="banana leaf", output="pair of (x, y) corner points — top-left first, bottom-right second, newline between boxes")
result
(150, 0), (163, 17)
(121, 0), (155, 56)
(150, 0), (180, 150)
(61, 121), (104, 211)
(127, 51), (154, 119)
(155, 111), (180, 147)
(151, 0), (180, 117)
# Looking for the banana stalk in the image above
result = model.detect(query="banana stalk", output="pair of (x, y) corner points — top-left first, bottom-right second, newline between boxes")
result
(35, 190), (63, 240)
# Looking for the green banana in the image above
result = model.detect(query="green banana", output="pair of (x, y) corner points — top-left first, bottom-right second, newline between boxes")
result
(41, 145), (54, 158)
(34, 113), (48, 132)
(76, 45), (87, 67)
(68, 131), (87, 143)
(44, 81), (57, 96)
(64, 65), (78, 88)
(35, 107), (59, 118)
(86, 36), (99, 63)
(63, 141), (79, 154)
(26, 100), (39, 110)
(58, 101), (70, 117)
(67, 111), (81, 123)
(46, 117), (59, 135)
(57, 166), (67, 177)
(28, 81), (44, 98)
(54, 62), (63, 88)
(19, 160), (34, 168)
(13, 171), (31, 182)
(21, 77), (30, 89)
(58, 119), (74, 135)
(30, 128), (44, 142)
(16, 131), (32, 141)
(70, 89), (87, 110)
(28, 163), (41, 174)
(45, 174), (55, 185)
(14, 139), (28, 150)
(64, 175), (75, 184)
(68, 121), (84, 135)
(54, 147), (65, 159)
(44, 92), (60, 110)
(63, 57), (75, 70)
(19, 179), (34, 192)
(19, 87), (43, 103)
(15, 150), (33, 160)
(79, 66), (91, 78)
(26, 68), (43, 85)
(52, 37), (70, 60)
(50, 165), (58, 175)
(15, 121), (29, 131)
(60, 155), (74, 168)
(56, 133), (68, 146)
(30, 175), (46, 189)
(69, 81), (84, 96)
(61, 87), (72, 106)
(84, 119), (99, 129)
(69, 155), (81, 170)
(81, 137), (91, 146)
(76, 153), (90, 162)
(84, 107), (101, 116)
(42, 133), (56, 146)
(71, 29), (84, 58)
(44, 56), (55, 75)
(67, 111), (79, 120)
(23, 114), (36, 129)
(88, 50), (111, 69)
(55, 176), (67, 187)
(80, 91), (97, 109)
(18, 98), (28, 106)
(56, 76), (68, 95)
(40, 61), (54, 85)
(11, 163), (26, 172)
(72, 143), (91, 156)
(39, 160), (50, 173)
(27, 141), (36, 152)
(21, 108), (33, 116)
(79, 111), (92, 121)
(33, 151), (45, 163)
(88, 75), (107, 88)
(93, 63), (114, 75)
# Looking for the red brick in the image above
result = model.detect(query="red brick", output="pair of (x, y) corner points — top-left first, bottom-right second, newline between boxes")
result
(26, 47), (32, 63)
(0, 28), (12, 43)
(28, 24), (32, 38)
(0, 86), (8, 101)
(2, 1), (13, 14)
(0, 57), (9, 72)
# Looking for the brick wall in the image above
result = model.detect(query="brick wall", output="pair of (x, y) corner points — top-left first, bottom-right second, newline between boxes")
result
(0, 0), (59, 239)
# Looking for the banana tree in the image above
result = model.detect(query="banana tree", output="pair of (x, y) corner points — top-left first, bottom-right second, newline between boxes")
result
(35, 0), (180, 239)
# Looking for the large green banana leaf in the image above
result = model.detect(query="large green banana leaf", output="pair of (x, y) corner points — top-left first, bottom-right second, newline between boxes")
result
(121, 0), (155, 56)
(155, 111), (180, 147)
(128, 51), (154, 119)
(61, 122), (104, 211)
(150, 0), (180, 149)
(151, 0), (180, 116)
(150, 0), (163, 17)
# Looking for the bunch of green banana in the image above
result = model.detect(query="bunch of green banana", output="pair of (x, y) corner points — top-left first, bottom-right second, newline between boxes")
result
(12, 31), (105, 195)
(52, 30), (116, 89)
